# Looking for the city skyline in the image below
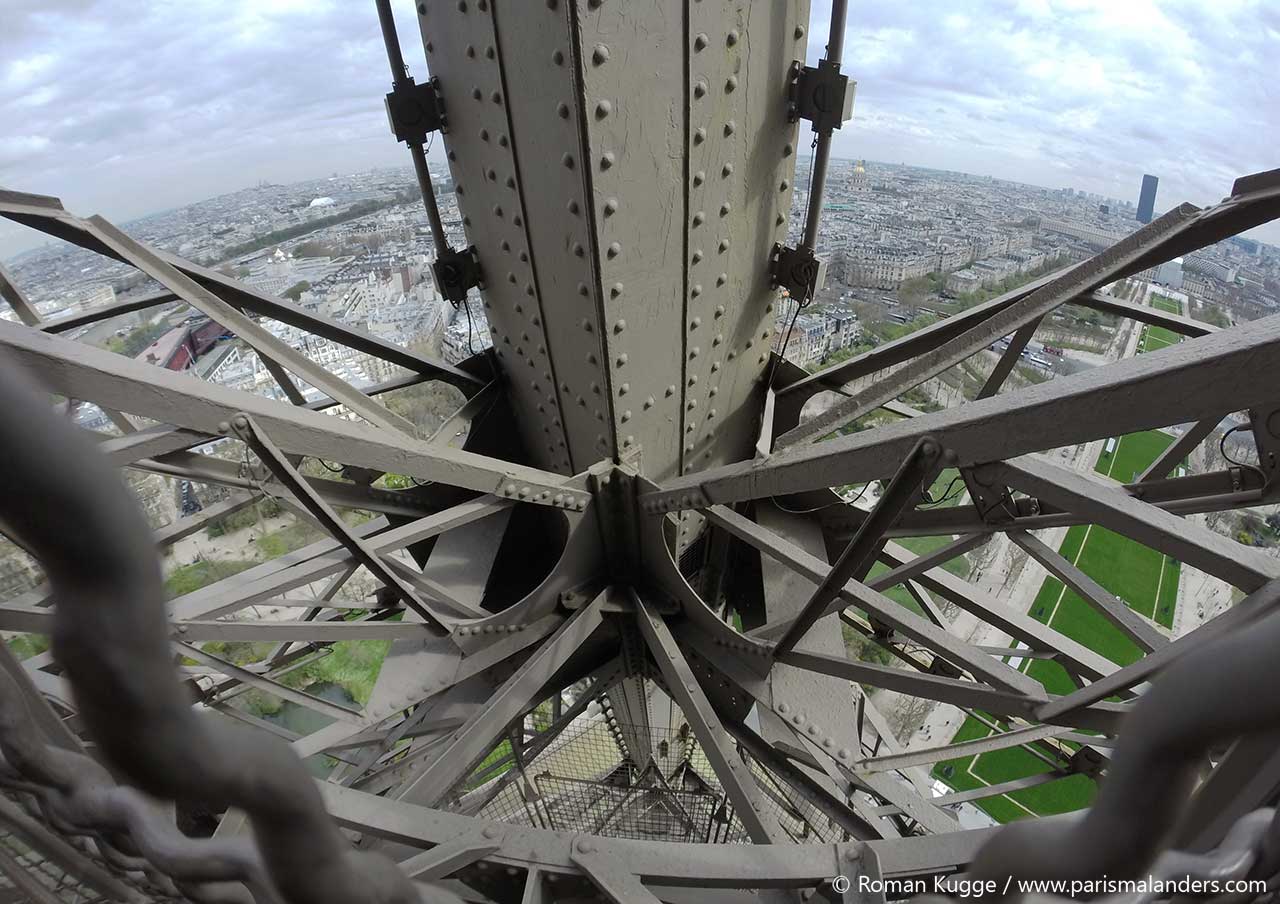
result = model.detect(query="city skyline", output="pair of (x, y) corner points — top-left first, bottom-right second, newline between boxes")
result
(2, 0), (1276, 261)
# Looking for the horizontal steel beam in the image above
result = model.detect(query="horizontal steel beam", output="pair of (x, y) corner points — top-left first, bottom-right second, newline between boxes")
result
(995, 456), (1280, 591)
(778, 204), (1203, 446)
(776, 649), (1125, 734)
(0, 187), (483, 391)
(39, 288), (178, 334)
(0, 322), (583, 506)
(645, 311), (1280, 508)
(1076, 292), (1215, 337)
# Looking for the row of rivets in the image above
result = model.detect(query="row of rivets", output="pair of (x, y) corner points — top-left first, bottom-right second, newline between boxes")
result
(499, 482), (587, 510)
(774, 703), (853, 761)
(640, 492), (707, 514)
(711, 635), (771, 657)
(426, 0), (574, 470)
(456, 623), (526, 636)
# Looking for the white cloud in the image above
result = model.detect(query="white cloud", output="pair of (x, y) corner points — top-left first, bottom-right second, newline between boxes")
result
(0, 0), (1276, 259)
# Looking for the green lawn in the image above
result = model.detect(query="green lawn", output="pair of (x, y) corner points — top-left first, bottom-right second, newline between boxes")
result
(1138, 325), (1181, 353)
(934, 430), (1181, 819)
(1139, 297), (1184, 354)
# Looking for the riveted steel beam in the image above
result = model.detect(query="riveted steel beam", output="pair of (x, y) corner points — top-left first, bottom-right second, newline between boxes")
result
(644, 311), (1280, 508)
(394, 595), (605, 807)
(633, 589), (784, 844)
(994, 456), (1280, 590)
(778, 204), (1204, 446)
(708, 505), (1041, 694)
(775, 648), (1126, 734)
(0, 321), (587, 508)
(774, 436), (943, 655)
(0, 188), (482, 391)
(228, 412), (450, 629)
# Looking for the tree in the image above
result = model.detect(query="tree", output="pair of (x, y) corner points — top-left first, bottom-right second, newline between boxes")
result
(283, 280), (311, 301)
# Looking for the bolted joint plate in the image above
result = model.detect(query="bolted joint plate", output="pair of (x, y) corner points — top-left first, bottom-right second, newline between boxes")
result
(788, 58), (855, 134)
(637, 485), (710, 515)
(771, 243), (827, 306)
(433, 245), (484, 305)
(385, 76), (447, 145)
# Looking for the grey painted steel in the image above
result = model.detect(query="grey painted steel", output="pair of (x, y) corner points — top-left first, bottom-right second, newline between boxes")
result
(0, 321), (586, 506)
(995, 456), (1280, 591)
(857, 723), (1071, 774)
(866, 533), (990, 592)
(574, 849), (664, 904)
(229, 412), (450, 629)
(0, 362), (419, 904)
(394, 595), (606, 808)
(976, 316), (1043, 399)
(37, 287), (178, 334)
(177, 642), (365, 723)
(84, 212), (416, 435)
(879, 539), (1120, 683)
(133, 449), (444, 520)
(1036, 578), (1280, 721)
(870, 772), (1067, 816)
(774, 436), (942, 655)
(2, 3), (1280, 898)
(776, 649), (1125, 734)
(774, 265), (1071, 418)
(1137, 417), (1221, 482)
(705, 505), (1042, 694)
(0, 189), (481, 391)
(778, 204), (1201, 446)
(321, 781), (860, 887)
(646, 309), (1280, 507)
(0, 263), (41, 327)
(633, 590), (783, 844)
(799, 0), (849, 250)
(971, 584), (1280, 886)
(1078, 291), (1216, 337)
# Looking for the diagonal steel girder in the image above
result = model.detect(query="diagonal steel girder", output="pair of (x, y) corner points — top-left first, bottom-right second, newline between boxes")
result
(228, 412), (450, 629)
(643, 310), (1280, 509)
(771, 167), (1279, 433)
(993, 456), (1280, 591)
(776, 202), (1205, 447)
(704, 505), (1044, 695)
(0, 321), (586, 507)
(84, 213), (413, 435)
(773, 436), (943, 656)
(0, 187), (482, 392)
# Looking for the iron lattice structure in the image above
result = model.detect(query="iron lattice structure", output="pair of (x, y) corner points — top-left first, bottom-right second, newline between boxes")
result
(0, 1), (1279, 902)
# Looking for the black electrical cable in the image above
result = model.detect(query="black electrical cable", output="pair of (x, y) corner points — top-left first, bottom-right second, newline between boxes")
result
(921, 474), (964, 508)
(770, 480), (871, 514)
(1220, 423), (1268, 485)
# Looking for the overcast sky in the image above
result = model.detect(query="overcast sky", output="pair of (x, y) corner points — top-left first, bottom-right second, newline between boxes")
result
(2, 0), (1276, 261)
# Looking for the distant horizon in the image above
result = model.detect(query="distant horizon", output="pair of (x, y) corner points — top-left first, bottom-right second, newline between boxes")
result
(7, 153), (1270, 268)
(5, 1), (1276, 263)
